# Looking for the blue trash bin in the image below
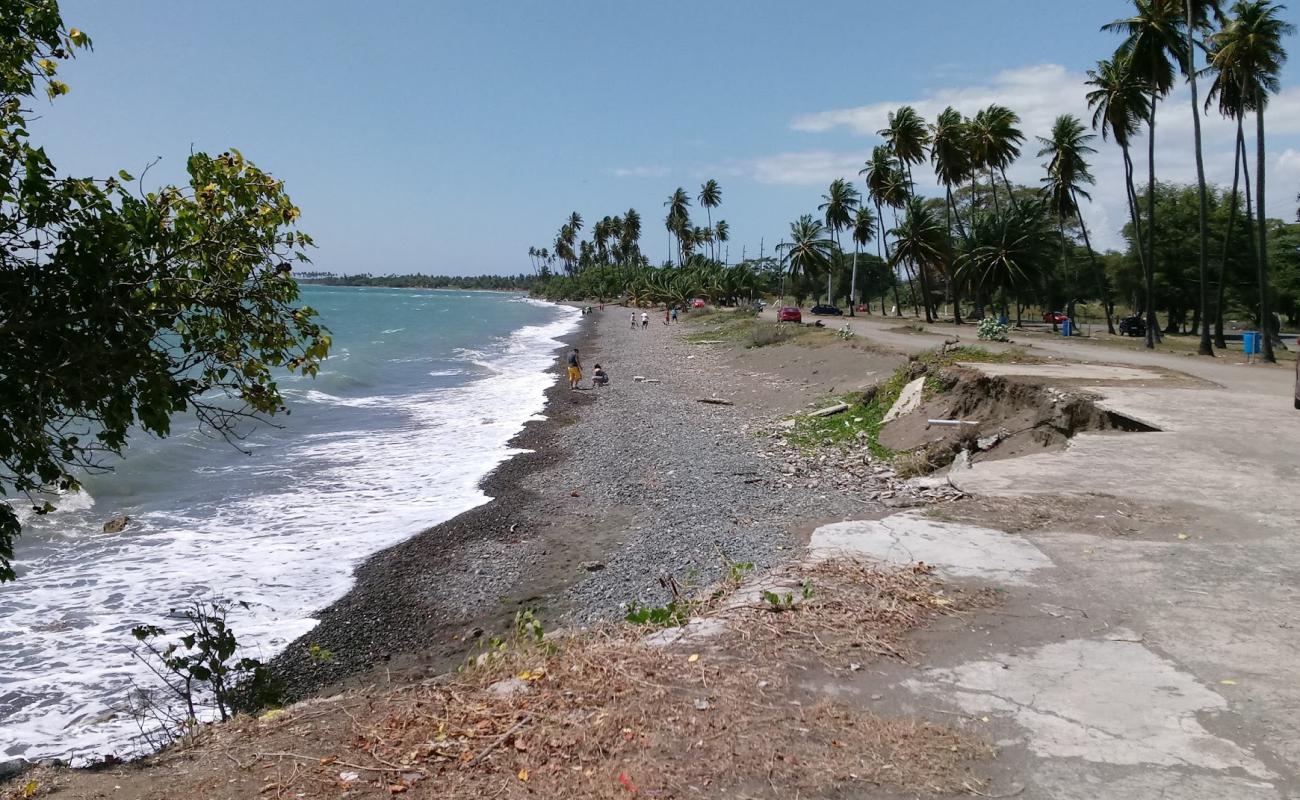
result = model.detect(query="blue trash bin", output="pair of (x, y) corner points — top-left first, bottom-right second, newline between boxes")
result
(1243, 331), (1259, 354)
(1062, 318), (1073, 337)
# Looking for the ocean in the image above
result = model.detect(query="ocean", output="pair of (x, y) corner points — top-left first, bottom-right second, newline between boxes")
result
(0, 286), (578, 763)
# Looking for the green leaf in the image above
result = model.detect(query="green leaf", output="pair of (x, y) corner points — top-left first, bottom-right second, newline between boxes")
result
(118, 169), (134, 182)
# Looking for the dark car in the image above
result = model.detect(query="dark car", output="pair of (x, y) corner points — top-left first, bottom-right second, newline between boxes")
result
(810, 304), (843, 316)
(1118, 314), (1146, 337)
(777, 306), (802, 323)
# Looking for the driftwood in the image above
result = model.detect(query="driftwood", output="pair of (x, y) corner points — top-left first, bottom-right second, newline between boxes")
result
(696, 398), (735, 406)
(809, 403), (850, 418)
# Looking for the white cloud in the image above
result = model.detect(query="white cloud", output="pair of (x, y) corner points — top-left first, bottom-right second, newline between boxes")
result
(713, 149), (874, 186)
(607, 165), (669, 178)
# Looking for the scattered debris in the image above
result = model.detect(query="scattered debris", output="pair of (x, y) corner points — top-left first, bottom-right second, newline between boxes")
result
(696, 397), (735, 406)
(579, 561), (605, 572)
(927, 419), (980, 426)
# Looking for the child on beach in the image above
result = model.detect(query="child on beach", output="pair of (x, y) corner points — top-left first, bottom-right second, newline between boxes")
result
(630, 311), (637, 329)
(566, 348), (582, 390)
(592, 364), (609, 387)
(671, 307), (678, 323)
(641, 312), (649, 329)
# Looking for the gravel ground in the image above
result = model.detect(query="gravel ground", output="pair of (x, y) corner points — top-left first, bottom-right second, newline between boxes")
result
(270, 307), (894, 700)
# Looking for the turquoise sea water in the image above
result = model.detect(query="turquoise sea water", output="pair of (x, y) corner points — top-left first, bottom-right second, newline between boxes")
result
(0, 287), (577, 763)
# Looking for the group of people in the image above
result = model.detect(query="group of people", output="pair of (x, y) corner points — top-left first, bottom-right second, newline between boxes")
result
(630, 307), (678, 329)
(565, 347), (607, 390)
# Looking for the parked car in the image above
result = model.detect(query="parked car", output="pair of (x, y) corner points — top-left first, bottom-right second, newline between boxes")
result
(810, 304), (843, 316)
(692, 298), (706, 308)
(777, 306), (802, 323)
(855, 304), (871, 313)
(1118, 314), (1146, 337)
(1042, 311), (1068, 324)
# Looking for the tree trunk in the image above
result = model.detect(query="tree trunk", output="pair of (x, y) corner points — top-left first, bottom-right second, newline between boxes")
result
(1072, 189), (1115, 333)
(989, 167), (1001, 214)
(1215, 118), (1245, 350)
(849, 245), (858, 316)
(1187, 0), (1214, 356)
(946, 186), (963, 324)
(1254, 92), (1276, 363)
(1144, 88), (1158, 349)
(1000, 166), (1019, 210)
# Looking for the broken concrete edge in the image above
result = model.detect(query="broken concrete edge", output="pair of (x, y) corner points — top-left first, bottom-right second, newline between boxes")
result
(882, 377), (927, 423)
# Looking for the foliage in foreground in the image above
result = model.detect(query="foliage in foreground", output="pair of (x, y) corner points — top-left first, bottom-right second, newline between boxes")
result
(0, 3), (328, 581)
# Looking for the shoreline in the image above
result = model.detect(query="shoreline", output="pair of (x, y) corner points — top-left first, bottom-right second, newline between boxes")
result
(271, 306), (906, 702)
(269, 312), (598, 700)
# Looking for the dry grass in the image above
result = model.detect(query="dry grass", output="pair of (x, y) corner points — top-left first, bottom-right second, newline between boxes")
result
(7, 564), (994, 800)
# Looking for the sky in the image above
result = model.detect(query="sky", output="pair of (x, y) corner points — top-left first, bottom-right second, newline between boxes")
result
(38, 1), (1300, 275)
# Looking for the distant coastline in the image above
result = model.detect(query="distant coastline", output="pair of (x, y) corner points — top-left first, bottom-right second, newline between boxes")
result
(299, 272), (538, 292)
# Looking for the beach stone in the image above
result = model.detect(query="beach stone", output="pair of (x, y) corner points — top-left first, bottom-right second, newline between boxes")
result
(579, 560), (605, 572)
(102, 515), (130, 533)
(882, 377), (926, 423)
(487, 677), (531, 698)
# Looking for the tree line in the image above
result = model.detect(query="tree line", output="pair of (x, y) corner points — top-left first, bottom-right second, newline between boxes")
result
(530, 0), (1298, 362)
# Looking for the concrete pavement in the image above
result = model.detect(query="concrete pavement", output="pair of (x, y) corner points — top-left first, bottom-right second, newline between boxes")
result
(786, 311), (1300, 797)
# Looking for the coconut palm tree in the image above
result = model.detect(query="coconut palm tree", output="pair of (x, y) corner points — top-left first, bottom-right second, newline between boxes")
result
(818, 178), (860, 307)
(715, 220), (730, 265)
(621, 208), (642, 262)
(777, 215), (836, 303)
(969, 105), (1026, 213)
(931, 107), (973, 238)
(1206, 0), (1293, 362)
(878, 106), (931, 191)
(1087, 53), (1156, 346)
(698, 180), (722, 261)
(931, 107), (975, 322)
(890, 197), (947, 323)
(850, 205), (877, 315)
(1205, 8), (1258, 348)
(1179, 0), (1228, 354)
(1104, 1), (1189, 346)
(664, 188), (691, 266)
(860, 145), (913, 316)
(1038, 114), (1116, 333)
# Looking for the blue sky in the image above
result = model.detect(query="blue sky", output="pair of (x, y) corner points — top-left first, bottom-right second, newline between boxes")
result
(40, 1), (1300, 274)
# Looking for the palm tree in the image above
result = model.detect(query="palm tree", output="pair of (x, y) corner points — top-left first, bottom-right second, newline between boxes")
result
(1179, 0), (1228, 354)
(931, 107), (974, 322)
(1104, 1), (1189, 347)
(621, 208), (642, 262)
(698, 180), (722, 261)
(1206, 0), (1293, 362)
(1038, 114), (1116, 333)
(956, 199), (1056, 321)
(714, 219), (730, 264)
(1087, 53), (1156, 346)
(850, 205), (877, 315)
(664, 188), (690, 266)
(860, 145), (913, 316)
(1205, 7), (1257, 348)
(969, 105), (1026, 213)
(890, 197), (947, 323)
(777, 215), (836, 304)
(878, 106), (931, 191)
(818, 178), (859, 307)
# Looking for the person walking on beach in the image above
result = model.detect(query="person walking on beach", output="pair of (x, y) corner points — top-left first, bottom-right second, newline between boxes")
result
(566, 348), (582, 390)
(663, 308), (670, 325)
(671, 307), (678, 323)
(640, 311), (648, 329)
(630, 310), (637, 330)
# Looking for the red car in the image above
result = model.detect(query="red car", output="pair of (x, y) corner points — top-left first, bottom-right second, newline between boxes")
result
(1043, 311), (1068, 324)
(777, 306), (802, 323)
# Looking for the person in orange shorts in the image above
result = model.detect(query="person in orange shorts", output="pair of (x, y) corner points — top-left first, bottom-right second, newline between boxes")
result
(566, 347), (583, 390)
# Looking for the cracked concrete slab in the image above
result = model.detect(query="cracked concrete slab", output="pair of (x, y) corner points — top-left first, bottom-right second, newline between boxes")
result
(807, 511), (1054, 585)
(1028, 760), (1282, 799)
(904, 634), (1273, 780)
